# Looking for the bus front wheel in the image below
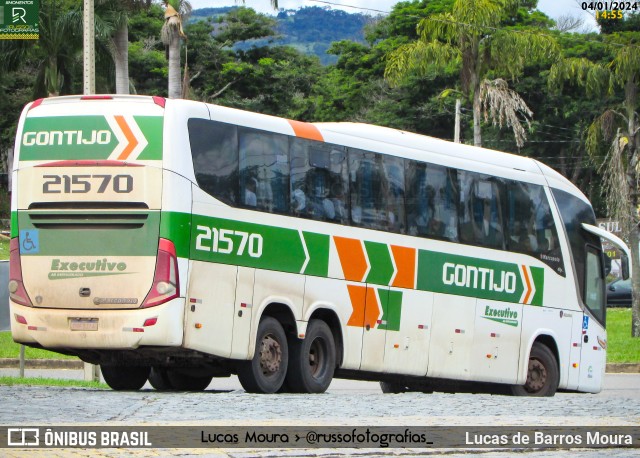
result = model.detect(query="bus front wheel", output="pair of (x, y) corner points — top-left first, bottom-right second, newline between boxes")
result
(238, 317), (288, 394)
(511, 342), (558, 397)
(286, 319), (336, 393)
(101, 365), (150, 391)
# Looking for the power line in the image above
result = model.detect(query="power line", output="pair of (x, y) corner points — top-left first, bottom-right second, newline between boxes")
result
(309, 0), (640, 50)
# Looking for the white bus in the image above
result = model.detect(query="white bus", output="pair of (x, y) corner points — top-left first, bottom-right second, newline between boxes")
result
(9, 95), (630, 395)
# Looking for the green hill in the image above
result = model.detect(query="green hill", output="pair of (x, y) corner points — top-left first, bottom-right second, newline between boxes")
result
(191, 6), (372, 65)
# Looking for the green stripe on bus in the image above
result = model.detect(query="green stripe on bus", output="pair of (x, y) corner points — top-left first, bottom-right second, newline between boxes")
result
(530, 266), (545, 306)
(302, 231), (329, 277)
(364, 241), (393, 286)
(18, 211), (160, 256)
(18, 115), (163, 161)
(11, 211), (18, 237)
(160, 211), (191, 258)
(416, 250), (544, 306)
(20, 117), (116, 160)
(134, 116), (163, 160)
(190, 214), (309, 274)
(378, 289), (402, 331)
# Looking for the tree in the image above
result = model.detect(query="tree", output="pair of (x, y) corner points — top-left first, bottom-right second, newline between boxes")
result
(161, 0), (191, 99)
(385, 0), (558, 147)
(549, 28), (640, 336)
(103, 0), (153, 94)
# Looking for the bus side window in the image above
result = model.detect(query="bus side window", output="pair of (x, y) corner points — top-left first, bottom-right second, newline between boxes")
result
(239, 128), (289, 214)
(290, 139), (348, 224)
(349, 149), (383, 230)
(506, 181), (564, 272)
(188, 119), (239, 206)
(349, 149), (404, 233)
(381, 155), (406, 234)
(458, 171), (505, 250)
(406, 161), (458, 241)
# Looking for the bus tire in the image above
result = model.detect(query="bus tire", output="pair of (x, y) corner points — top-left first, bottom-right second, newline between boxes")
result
(166, 370), (213, 391)
(101, 365), (150, 391)
(379, 381), (409, 393)
(238, 316), (288, 394)
(286, 319), (336, 393)
(148, 367), (175, 391)
(511, 342), (559, 397)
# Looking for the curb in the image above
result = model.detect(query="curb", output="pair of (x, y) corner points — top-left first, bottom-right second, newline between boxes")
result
(0, 359), (638, 373)
(606, 363), (640, 373)
(0, 358), (83, 369)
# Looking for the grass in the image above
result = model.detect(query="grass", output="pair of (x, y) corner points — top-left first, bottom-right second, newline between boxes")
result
(0, 235), (8, 260)
(606, 308), (640, 363)
(0, 376), (107, 388)
(0, 332), (78, 360)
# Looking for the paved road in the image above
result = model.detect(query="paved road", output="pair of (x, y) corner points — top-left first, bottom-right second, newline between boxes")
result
(0, 372), (638, 457)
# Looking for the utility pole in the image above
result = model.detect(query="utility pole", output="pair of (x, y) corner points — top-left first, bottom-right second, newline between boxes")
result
(83, 0), (95, 95)
(83, 0), (100, 384)
(454, 98), (461, 143)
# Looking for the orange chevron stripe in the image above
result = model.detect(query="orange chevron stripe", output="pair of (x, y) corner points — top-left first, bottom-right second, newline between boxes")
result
(287, 120), (324, 142)
(334, 236), (368, 282)
(521, 265), (533, 304)
(115, 115), (138, 160)
(346, 284), (367, 327)
(390, 245), (416, 289)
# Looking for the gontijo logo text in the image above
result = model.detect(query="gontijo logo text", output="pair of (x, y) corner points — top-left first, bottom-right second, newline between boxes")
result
(19, 115), (163, 161)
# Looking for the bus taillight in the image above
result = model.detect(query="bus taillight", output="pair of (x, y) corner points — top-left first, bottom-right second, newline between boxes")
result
(141, 239), (180, 308)
(8, 238), (33, 307)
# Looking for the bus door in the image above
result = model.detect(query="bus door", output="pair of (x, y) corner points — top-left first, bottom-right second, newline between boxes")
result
(578, 246), (607, 393)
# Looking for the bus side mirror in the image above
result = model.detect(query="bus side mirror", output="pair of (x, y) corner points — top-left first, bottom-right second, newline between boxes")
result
(621, 252), (630, 280)
(603, 254), (612, 276)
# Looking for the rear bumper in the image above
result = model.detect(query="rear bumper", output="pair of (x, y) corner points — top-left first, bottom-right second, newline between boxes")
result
(9, 298), (185, 350)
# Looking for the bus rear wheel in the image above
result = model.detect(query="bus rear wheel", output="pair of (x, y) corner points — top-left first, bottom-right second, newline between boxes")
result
(238, 316), (288, 394)
(166, 370), (213, 391)
(101, 365), (150, 391)
(380, 381), (409, 393)
(511, 342), (558, 397)
(148, 367), (173, 390)
(286, 319), (336, 393)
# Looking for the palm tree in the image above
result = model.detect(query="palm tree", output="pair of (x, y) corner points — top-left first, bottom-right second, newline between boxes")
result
(25, 0), (81, 96)
(385, 0), (558, 147)
(93, 0), (153, 94)
(161, 0), (191, 99)
(161, 0), (279, 99)
(549, 34), (640, 336)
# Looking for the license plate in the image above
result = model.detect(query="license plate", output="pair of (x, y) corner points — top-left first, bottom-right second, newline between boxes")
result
(69, 318), (98, 331)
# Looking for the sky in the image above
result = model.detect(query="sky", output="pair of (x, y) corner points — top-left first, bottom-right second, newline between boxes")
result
(192, 0), (598, 30)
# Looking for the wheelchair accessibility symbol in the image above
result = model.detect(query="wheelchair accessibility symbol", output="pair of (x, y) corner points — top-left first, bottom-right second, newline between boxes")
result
(19, 230), (39, 254)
